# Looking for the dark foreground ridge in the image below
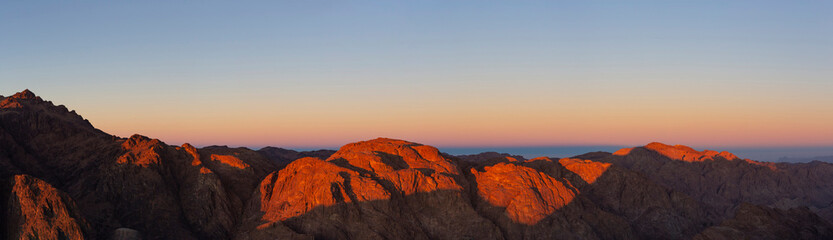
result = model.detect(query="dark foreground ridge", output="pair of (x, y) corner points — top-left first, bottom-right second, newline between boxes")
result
(2, 90), (833, 240)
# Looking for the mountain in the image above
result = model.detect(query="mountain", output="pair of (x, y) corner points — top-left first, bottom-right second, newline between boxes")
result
(2, 89), (832, 240)
(577, 142), (833, 223)
(454, 151), (527, 162)
(779, 156), (833, 163)
(256, 147), (336, 168)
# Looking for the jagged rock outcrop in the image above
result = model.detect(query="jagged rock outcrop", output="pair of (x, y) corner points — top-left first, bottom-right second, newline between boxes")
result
(5, 174), (89, 240)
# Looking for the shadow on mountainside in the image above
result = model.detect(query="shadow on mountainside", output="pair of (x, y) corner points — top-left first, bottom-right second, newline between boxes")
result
(576, 145), (833, 224)
(3, 90), (833, 240)
(239, 151), (833, 240)
(237, 150), (715, 240)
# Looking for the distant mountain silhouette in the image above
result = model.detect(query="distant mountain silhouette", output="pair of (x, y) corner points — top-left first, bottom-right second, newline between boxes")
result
(2, 89), (833, 240)
(779, 155), (833, 163)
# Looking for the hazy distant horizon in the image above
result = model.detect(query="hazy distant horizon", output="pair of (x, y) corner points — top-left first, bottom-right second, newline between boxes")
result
(234, 143), (833, 163)
(442, 146), (833, 163)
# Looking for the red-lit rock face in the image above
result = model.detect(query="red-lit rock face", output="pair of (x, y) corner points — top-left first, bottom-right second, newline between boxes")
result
(0, 89), (41, 109)
(471, 162), (577, 225)
(326, 138), (464, 195)
(558, 158), (611, 184)
(465, 155), (712, 239)
(6, 174), (89, 240)
(614, 142), (738, 162)
(256, 157), (390, 222)
(117, 135), (164, 167)
(237, 138), (502, 240)
(210, 154), (251, 169)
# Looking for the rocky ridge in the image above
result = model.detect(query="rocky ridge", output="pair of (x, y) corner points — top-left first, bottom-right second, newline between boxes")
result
(2, 90), (832, 240)
(583, 142), (833, 223)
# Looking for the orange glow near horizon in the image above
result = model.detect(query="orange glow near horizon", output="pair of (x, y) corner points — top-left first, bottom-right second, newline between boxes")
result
(82, 88), (833, 149)
(15, 74), (833, 149)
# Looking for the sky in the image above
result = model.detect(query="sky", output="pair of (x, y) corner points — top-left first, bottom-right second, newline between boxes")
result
(2, 1), (832, 150)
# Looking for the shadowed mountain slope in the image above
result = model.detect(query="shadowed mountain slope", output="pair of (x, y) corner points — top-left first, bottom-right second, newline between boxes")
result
(694, 203), (833, 240)
(257, 147), (336, 168)
(581, 142), (833, 224)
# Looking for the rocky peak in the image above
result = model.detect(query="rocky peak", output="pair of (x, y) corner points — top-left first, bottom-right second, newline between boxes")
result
(0, 90), (103, 141)
(180, 143), (199, 157)
(122, 134), (161, 149)
(10, 89), (39, 100)
(1, 89), (42, 108)
(177, 143), (202, 166)
(327, 137), (458, 175)
(198, 146), (276, 173)
(117, 134), (165, 167)
(614, 142), (739, 162)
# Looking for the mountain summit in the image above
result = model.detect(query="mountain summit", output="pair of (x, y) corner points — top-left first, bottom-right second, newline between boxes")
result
(10, 89), (38, 100)
(613, 142), (739, 162)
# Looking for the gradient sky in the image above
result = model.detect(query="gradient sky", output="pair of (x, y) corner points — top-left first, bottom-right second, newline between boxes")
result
(2, 1), (832, 149)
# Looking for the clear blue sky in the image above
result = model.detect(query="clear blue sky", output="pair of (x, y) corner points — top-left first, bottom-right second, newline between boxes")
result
(2, 1), (832, 149)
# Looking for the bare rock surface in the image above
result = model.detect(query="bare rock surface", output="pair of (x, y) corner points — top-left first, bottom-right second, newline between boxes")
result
(586, 142), (833, 224)
(240, 138), (503, 240)
(5, 174), (89, 240)
(2, 90), (833, 240)
(468, 156), (709, 240)
(694, 203), (833, 240)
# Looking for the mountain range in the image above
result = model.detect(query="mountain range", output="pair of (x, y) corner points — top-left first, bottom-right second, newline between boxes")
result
(2, 89), (833, 240)
(779, 156), (833, 163)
